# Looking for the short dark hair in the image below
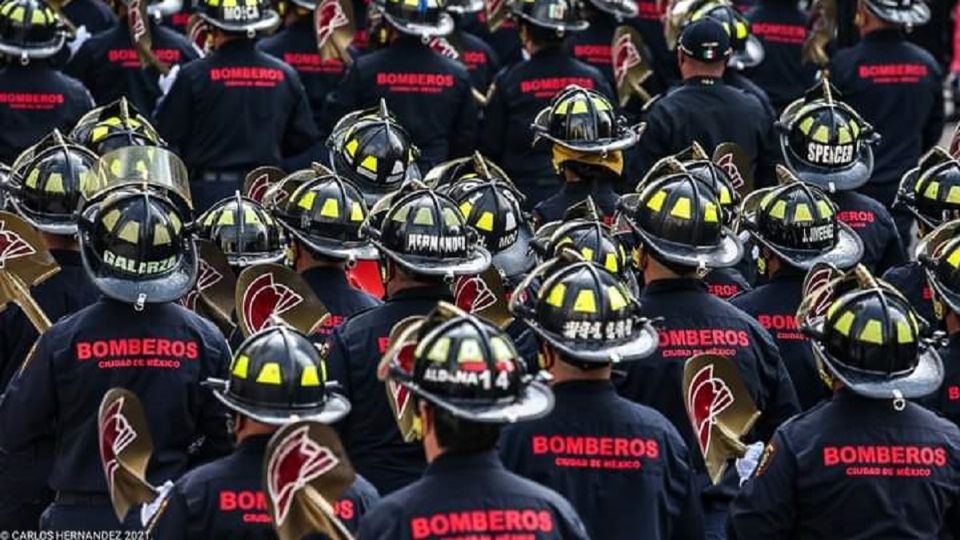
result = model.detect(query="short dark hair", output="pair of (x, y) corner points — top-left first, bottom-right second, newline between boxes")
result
(521, 21), (564, 47)
(430, 403), (501, 453)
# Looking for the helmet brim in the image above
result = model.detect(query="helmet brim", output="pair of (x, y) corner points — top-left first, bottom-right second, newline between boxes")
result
(633, 223), (744, 269)
(865, 2), (931, 26)
(810, 335), (942, 399)
(280, 221), (379, 261)
(399, 378), (554, 423)
(780, 136), (875, 192)
(371, 238), (492, 277)
(0, 34), (66, 60)
(10, 201), (78, 236)
(522, 317), (658, 363)
(746, 221), (864, 271)
(511, 10), (589, 33)
(491, 225), (536, 283)
(380, 9), (455, 37)
(197, 9), (280, 33)
(80, 237), (199, 304)
(209, 383), (351, 425)
(586, 0), (638, 19)
(530, 114), (641, 153)
(225, 251), (287, 268)
(729, 35), (764, 70)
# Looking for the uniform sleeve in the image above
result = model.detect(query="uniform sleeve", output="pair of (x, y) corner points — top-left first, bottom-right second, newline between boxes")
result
(449, 76), (479, 159)
(281, 70), (321, 158)
(753, 329), (800, 442)
(191, 330), (232, 465)
(922, 64), (946, 151)
(0, 331), (57, 453)
(480, 72), (507, 162)
(154, 68), (195, 154)
(64, 40), (94, 89)
(726, 431), (797, 540)
(876, 215), (907, 275)
(635, 100), (671, 176)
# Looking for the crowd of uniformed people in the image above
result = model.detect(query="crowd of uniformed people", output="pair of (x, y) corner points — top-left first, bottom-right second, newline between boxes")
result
(1, 0), (960, 536)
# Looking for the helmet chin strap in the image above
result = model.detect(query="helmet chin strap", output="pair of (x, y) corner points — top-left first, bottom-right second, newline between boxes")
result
(19, 51), (29, 66)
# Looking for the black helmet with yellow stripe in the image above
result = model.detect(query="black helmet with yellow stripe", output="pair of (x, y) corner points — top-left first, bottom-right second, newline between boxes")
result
(741, 167), (863, 271)
(196, 0), (279, 33)
(374, 0), (453, 37)
(802, 267), (941, 399)
(79, 188), (196, 305)
(532, 85), (639, 155)
(622, 172), (743, 270)
(328, 101), (421, 207)
(9, 130), (101, 235)
(363, 188), (491, 278)
(207, 326), (350, 425)
(511, 256), (657, 364)
(0, 0), (66, 62)
(70, 98), (163, 155)
(896, 147), (960, 233)
(197, 192), (287, 269)
(275, 174), (378, 262)
(511, 0), (588, 35)
(534, 218), (629, 278)
(917, 219), (960, 318)
(778, 80), (878, 192)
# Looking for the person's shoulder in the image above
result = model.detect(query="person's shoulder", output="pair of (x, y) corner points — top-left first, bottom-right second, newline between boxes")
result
(615, 394), (687, 441)
(729, 282), (770, 310)
(907, 400), (960, 438)
(459, 30), (494, 54)
(881, 261), (919, 283)
(155, 302), (226, 341)
(901, 41), (941, 70)
(257, 30), (285, 52)
(175, 454), (233, 490)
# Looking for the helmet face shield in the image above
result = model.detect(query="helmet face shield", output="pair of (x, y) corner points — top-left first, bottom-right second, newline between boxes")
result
(92, 147), (193, 215)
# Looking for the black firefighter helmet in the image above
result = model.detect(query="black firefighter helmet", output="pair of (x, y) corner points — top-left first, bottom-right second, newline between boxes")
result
(862, 0), (930, 27)
(79, 189), (197, 305)
(363, 188), (491, 278)
(688, 0), (763, 69)
(70, 98), (164, 155)
(511, 257), (657, 364)
(802, 270), (941, 400)
(373, 0), (453, 36)
(532, 85), (639, 154)
(917, 219), (960, 317)
(196, 0), (280, 34)
(275, 174), (378, 261)
(778, 80), (878, 192)
(207, 326), (351, 425)
(9, 130), (101, 235)
(328, 101), (421, 206)
(622, 172), (743, 270)
(896, 147), (960, 232)
(197, 192), (287, 269)
(741, 169), (863, 271)
(0, 0), (66, 61)
(385, 303), (553, 423)
(512, 0), (588, 35)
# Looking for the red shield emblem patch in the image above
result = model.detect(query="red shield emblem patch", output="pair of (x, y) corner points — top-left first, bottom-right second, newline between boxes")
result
(715, 153), (745, 190)
(267, 425), (340, 525)
(315, 0), (349, 48)
(0, 225), (36, 263)
(99, 397), (137, 498)
(687, 364), (735, 455)
(612, 32), (640, 89)
(242, 272), (304, 334)
(180, 259), (223, 311)
(454, 275), (497, 314)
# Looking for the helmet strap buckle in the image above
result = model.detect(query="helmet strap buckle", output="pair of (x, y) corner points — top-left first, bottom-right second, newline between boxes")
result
(19, 52), (28, 66)
(892, 389), (906, 412)
(246, 28), (256, 39)
(134, 293), (147, 312)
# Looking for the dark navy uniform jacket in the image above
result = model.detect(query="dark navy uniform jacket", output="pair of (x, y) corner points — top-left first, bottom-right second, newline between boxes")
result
(499, 379), (704, 539)
(457, 13), (522, 69)
(732, 270), (830, 411)
(920, 334), (960, 429)
(616, 278), (800, 502)
(155, 39), (319, 176)
(301, 265), (381, 338)
(258, 19), (353, 133)
(830, 29), (944, 197)
(832, 190), (905, 275)
(62, 0), (116, 35)
(743, 0), (818, 112)
(481, 46), (612, 196)
(66, 20), (198, 115)
(883, 262), (935, 327)
(358, 450), (590, 539)
(154, 434), (380, 539)
(0, 299), (232, 494)
(532, 180), (619, 227)
(321, 36), (477, 171)
(636, 77), (778, 186)
(324, 286), (452, 494)
(704, 266), (753, 301)
(452, 30), (500, 94)
(633, 0), (679, 93)
(728, 391), (960, 539)
(0, 63), (93, 163)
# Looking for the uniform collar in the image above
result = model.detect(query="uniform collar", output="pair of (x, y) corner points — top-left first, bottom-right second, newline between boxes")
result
(769, 266), (805, 283)
(50, 249), (82, 267)
(393, 35), (430, 50)
(386, 285), (454, 303)
(531, 45), (564, 59)
(552, 378), (615, 395)
(424, 449), (503, 476)
(218, 38), (258, 53)
(301, 266), (350, 289)
(683, 76), (723, 87)
(236, 434), (271, 454)
(864, 28), (905, 43)
(641, 277), (707, 295)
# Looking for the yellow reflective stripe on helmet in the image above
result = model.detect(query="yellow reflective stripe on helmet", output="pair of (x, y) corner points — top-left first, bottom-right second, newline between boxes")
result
(476, 211), (494, 231)
(817, 200), (834, 218)
(896, 320), (914, 344)
(580, 247), (594, 261)
(670, 197), (691, 219)
(947, 246), (960, 268)
(153, 224), (171, 245)
(427, 337), (451, 363)
(320, 198), (340, 218)
(794, 203), (813, 222)
(9, 6), (24, 22)
(217, 210), (235, 226)
(798, 117), (815, 135)
(30, 7), (44, 24)
(169, 211), (182, 234)
(244, 207), (261, 224)
(117, 221), (140, 243)
(256, 362), (283, 384)
(571, 101), (589, 115)
(360, 155), (378, 172)
(769, 200), (787, 220)
(345, 138), (359, 157)
(459, 201), (473, 218)
(546, 283), (566, 307)
(413, 207), (434, 226)
(573, 289), (597, 313)
(351, 201), (365, 222)
(834, 311), (856, 336)
(812, 126), (831, 144)
(924, 181), (940, 200)
(297, 191), (317, 210)
(760, 191), (776, 210)
(608, 286), (626, 310)
(837, 126), (852, 145)
(858, 319), (884, 344)
(850, 121), (861, 138)
(646, 190), (667, 212)
(102, 209), (122, 231)
(457, 339), (482, 363)
(92, 126), (110, 144)
(947, 186), (960, 204)
(490, 337), (513, 361)
(222, 0), (237, 7)
(300, 365), (321, 387)
(231, 354), (250, 379)
(735, 21), (747, 39)
(593, 98), (610, 111)
(391, 204), (410, 222)
(604, 252), (619, 273)
(442, 208), (460, 227)
(704, 202), (719, 223)
(555, 100), (570, 115)
(25, 168), (40, 189)
(719, 187), (732, 205)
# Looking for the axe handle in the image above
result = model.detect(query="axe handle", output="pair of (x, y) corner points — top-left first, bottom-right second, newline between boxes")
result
(137, 41), (171, 75)
(0, 273), (51, 334)
(305, 486), (355, 540)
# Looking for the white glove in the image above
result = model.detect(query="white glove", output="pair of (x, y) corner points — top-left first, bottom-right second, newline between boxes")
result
(140, 479), (175, 528)
(735, 441), (765, 487)
(67, 25), (91, 57)
(158, 64), (181, 97)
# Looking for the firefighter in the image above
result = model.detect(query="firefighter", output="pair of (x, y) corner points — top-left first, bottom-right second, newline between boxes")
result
(563, 0), (643, 90)
(65, 0), (198, 115)
(778, 80), (906, 275)
(615, 171), (800, 537)
(0, 174), (232, 530)
(742, 0), (817, 113)
(0, 0), (94, 164)
(153, 326), (380, 538)
(196, 192), (288, 272)
(481, 0), (613, 205)
(324, 188), (491, 494)
(884, 149), (960, 325)
(0, 131), (102, 532)
(829, 0), (942, 243)
(501, 257), (704, 539)
(273, 174), (382, 337)
(61, 0), (117, 38)
(443, 0), (501, 96)
(321, 0), (477, 170)
(732, 176), (864, 410)
(636, 18), (777, 185)
(529, 85), (638, 225)
(154, 0), (318, 212)
(363, 304), (590, 539)
(70, 97), (166, 156)
(727, 270), (960, 539)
